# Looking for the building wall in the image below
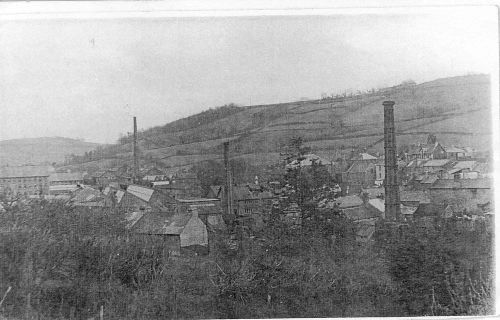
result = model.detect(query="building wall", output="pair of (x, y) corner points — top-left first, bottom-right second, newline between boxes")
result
(180, 214), (208, 248)
(0, 176), (49, 196)
(429, 188), (493, 213)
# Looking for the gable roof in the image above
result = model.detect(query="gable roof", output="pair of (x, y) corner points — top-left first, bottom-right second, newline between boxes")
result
(0, 166), (51, 178)
(421, 175), (439, 185)
(423, 159), (451, 167)
(336, 195), (364, 208)
(354, 153), (378, 160)
(132, 212), (192, 235)
(71, 187), (103, 203)
(444, 146), (466, 153)
(413, 203), (449, 218)
(49, 172), (84, 182)
(453, 161), (477, 170)
(344, 205), (380, 221)
(208, 185), (223, 197)
(399, 190), (430, 203)
(345, 161), (375, 174)
(430, 178), (491, 189)
(127, 185), (155, 202)
(288, 153), (332, 168)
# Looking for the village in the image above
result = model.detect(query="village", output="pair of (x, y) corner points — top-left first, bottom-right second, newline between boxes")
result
(0, 102), (493, 256)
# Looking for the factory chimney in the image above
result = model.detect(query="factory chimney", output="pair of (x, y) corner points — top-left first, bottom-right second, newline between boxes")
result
(223, 142), (234, 216)
(383, 101), (401, 220)
(133, 116), (138, 183)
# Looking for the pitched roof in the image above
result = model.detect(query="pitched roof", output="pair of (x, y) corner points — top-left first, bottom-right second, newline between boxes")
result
(288, 153), (332, 167)
(368, 198), (385, 213)
(430, 178), (492, 189)
(345, 161), (375, 174)
(413, 203), (449, 218)
(49, 172), (84, 182)
(127, 185), (155, 202)
(368, 198), (418, 216)
(0, 166), (50, 178)
(49, 185), (80, 192)
(208, 185), (223, 197)
(125, 211), (145, 229)
(336, 195), (364, 208)
(421, 176), (438, 184)
(361, 187), (384, 199)
(444, 146), (466, 153)
(453, 161), (477, 170)
(399, 190), (430, 203)
(423, 159), (451, 167)
(133, 212), (192, 235)
(356, 153), (378, 160)
(71, 187), (103, 203)
(344, 205), (379, 221)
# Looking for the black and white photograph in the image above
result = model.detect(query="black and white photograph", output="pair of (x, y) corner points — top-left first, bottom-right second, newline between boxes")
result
(0, 1), (498, 319)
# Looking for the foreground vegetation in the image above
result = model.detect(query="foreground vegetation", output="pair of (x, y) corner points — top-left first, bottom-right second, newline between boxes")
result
(0, 196), (493, 319)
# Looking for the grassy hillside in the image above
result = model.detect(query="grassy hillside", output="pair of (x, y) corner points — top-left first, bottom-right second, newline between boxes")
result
(60, 74), (492, 173)
(0, 137), (102, 166)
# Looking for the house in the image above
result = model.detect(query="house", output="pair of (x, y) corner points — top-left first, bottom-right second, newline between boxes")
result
(0, 165), (52, 196)
(206, 185), (223, 199)
(341, 161), (376, 194)
(421, 159), (454, 176)
(71, 187), (112, 208)
(287, 153), (333, 168)
(232, 185), (275, 216)
(90, 170), (118, 187)
(119, 184), (177, 213)
(444, 146), (467, 160)
(407, 142), (447, 161)
(176, 198), (226, 231)
(128, 209), (209, 256)
(429, 178), (492, 214)
(399, 190), (430, 207)
(167, 172), (202, 197)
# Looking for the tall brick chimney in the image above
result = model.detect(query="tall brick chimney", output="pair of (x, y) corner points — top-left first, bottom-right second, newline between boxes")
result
(223, 142), (233, 216)
(383, 101), (401, 220)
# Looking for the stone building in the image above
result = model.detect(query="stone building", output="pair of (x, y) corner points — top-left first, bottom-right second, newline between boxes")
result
(429, 178), (492, 214)
(0, 165), (52, 196)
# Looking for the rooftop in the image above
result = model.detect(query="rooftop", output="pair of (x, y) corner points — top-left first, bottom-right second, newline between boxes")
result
(132, 212), (192, 235)
(423, 159), (451, 167)
(49, 172), (84, 182)
(127, 185), (155, 202)
(430, 178), (492, 189)
(0, 165), (51, 178)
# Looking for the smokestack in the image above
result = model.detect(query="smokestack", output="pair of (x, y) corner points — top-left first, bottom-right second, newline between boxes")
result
(133, 116), (138, 183)
(383, 101), (401, 220)
(223, 142), (233, 216)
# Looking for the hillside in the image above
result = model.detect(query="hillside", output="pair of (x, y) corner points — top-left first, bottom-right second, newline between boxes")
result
(0, 137), (102, 166)
(60, 74), (492, 173)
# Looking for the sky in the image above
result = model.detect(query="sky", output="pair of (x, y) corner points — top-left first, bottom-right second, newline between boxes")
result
(0, 6), (497, 144)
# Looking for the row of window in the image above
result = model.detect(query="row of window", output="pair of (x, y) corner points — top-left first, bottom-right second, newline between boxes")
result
(0, 177), (46, 184)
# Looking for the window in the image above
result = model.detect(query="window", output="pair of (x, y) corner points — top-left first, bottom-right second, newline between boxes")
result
(471, 189), (478, 199)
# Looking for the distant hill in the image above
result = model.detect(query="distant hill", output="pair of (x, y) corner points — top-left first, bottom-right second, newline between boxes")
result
(60, 74), (492, 173)
(0, 137), (102, 166)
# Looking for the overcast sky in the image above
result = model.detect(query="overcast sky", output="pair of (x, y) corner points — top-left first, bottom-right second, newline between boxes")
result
(0, 6), (497, 143)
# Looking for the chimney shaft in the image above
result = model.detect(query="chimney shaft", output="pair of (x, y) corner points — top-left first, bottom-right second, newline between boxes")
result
(383, 101), (401, 220)
(223, 142), (233, 215)
(133, 116), (138, 183)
